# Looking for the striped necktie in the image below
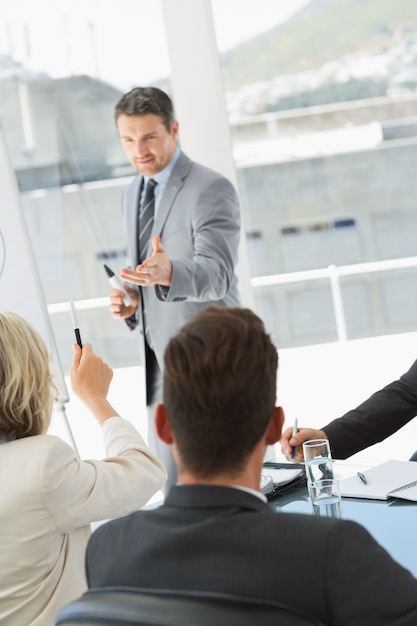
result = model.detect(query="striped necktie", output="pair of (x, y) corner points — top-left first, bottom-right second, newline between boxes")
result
(138, 178), (157, 262)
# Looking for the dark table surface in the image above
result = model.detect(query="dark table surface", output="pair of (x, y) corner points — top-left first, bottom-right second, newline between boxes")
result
(269, 481), (417, 577)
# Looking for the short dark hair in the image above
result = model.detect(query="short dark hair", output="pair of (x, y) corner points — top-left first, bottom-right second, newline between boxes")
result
(114, 87), (175, 130)
(163, 306), (278, 478)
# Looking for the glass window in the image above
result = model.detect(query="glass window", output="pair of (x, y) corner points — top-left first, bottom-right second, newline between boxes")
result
(211, 0), (417, 347)
(0, 0), (170, 454)
(0, 0), (170, 373)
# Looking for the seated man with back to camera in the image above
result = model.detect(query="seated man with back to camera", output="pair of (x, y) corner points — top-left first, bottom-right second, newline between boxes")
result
(280, 359), (417, 462)
(85, 305), (417, 626)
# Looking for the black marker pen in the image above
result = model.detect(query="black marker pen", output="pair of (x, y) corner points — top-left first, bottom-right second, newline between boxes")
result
(103, 264), (133, 307)
(70, 299), (83, 348)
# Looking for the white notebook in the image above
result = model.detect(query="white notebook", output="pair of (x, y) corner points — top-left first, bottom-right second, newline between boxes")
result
(260, 467), (304, 495)
(339, 460), (417, 501)
(262, 467), (304, 486)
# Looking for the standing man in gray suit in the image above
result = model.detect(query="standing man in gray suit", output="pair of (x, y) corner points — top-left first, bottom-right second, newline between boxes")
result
(86, 306), (417, 626)
(108, 87), (241, 492)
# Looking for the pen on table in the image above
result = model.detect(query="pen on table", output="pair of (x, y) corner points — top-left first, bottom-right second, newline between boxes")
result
(103, 264), (133, 307)
(70, 299), (83, 349)
(291, 418), (298, 459)
(357, 471), (368, 485)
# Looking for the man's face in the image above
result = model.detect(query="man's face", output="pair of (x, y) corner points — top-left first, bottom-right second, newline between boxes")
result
(117, 113), (179, 176)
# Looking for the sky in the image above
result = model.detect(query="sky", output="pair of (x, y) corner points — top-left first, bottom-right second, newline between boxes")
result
(1, 0), (310, 89)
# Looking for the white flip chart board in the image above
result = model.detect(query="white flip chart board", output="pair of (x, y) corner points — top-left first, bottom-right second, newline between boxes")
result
(0, 127), (68, 402)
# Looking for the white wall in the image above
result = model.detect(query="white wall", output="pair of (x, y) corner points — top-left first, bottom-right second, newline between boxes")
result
(51, 330), (417, 467)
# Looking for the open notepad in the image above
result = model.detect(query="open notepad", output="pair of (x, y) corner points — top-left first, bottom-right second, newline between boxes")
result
(261, 462), (305, 498)
(339, 460), (417, 501)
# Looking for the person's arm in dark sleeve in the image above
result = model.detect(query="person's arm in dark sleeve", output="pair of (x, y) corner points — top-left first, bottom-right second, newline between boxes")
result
(323, 359), (417, 459)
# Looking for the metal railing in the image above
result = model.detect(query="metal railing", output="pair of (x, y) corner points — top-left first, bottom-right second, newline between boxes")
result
(47, 255), (417, 344)
(251, 256), (417, 342)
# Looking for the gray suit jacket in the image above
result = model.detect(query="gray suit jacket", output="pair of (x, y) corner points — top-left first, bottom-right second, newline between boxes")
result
(323, 359), (417, 458)
(123, 151), (241, 382)
(86, 485), (417, 626)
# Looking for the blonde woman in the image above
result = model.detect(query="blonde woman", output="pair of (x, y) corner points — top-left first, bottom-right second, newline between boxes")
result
(0, 311), (166, 626)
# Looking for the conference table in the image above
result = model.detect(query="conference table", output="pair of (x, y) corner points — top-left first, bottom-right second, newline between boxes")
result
(268, 460), (417, 578)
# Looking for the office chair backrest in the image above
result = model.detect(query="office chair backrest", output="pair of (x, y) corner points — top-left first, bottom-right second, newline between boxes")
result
(55, 586), (326, 626)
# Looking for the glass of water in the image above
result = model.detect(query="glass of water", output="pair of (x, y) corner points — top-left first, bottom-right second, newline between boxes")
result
(303, 438), (334, 496)
(310, 478), (343, 519)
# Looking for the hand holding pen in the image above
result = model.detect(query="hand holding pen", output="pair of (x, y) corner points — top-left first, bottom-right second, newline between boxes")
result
(68, 300), (117, 425)
(104, 264), (133, 307)
(105, 264), (139, 320)
(69, 343), (116, 426)
(280, 425), (329, 461)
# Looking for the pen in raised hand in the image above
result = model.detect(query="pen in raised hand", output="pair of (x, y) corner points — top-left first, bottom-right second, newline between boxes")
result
(291, 418), (298, 459)
(70, 299), (83, 349)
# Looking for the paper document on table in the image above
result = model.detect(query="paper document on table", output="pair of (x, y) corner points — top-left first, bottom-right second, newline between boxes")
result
(260, 462), (305, 499)
(339, 459), (417, 501)
(262, 467), (304, 487)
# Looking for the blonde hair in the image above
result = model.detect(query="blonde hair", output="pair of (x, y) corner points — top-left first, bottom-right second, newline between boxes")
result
(0, 311), (57, 438)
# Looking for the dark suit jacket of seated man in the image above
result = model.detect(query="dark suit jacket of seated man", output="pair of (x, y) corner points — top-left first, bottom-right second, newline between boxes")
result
(86, 306), (417, 626)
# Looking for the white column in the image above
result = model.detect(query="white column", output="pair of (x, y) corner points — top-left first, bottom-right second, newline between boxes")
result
(161, 0), (254, 309)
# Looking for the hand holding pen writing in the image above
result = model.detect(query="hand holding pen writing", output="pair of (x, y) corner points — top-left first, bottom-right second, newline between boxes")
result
(280, 426), (329, 462)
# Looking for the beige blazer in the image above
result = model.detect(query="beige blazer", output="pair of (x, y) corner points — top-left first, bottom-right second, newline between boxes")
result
(0, 417), (166, 626)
